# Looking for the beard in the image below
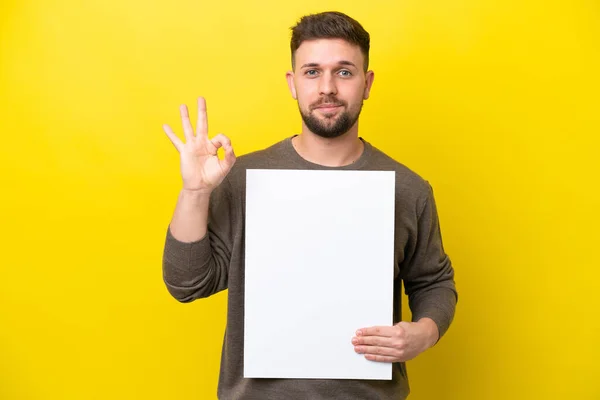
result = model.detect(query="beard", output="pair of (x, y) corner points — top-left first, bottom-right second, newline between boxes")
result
(299, 97), (363, 139)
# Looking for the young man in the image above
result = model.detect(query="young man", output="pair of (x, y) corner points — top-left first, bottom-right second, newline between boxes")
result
(162, 11), (457, 400)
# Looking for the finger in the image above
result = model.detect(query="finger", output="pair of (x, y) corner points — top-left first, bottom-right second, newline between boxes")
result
(354, 344), (399, 357)
(364, 354), (397, 363)
(221, 141), (236, 172)
(179, 104), (195, 140)
(211, 133), (236, 172)
(356, 326), (395, 338)
(162, 124), (182, 152)
(196, 97), (208, 138)
(352, 335), (393, 347)
(210, 133), (231, 150)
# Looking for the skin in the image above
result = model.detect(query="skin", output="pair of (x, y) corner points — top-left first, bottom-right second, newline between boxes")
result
(286, 38), (374, 167)
(163, 37), (440, 364)
(352, 320), (439, 363)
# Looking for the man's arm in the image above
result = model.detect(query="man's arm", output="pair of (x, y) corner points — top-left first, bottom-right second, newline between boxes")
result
(169, 189), (210, 241)
(162, 180), (235, 302)
(160, 97), (236, 303)
(352, 182), (457, 362)
(402, 182), (457, 341)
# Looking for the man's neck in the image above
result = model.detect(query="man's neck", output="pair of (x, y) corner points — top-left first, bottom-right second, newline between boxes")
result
(292, 128), (364, 167)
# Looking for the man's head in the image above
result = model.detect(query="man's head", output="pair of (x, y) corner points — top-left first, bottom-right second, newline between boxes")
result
(286, 12), (375, 139)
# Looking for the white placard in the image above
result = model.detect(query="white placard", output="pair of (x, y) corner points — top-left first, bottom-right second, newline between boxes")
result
(244, 169), (395, 380)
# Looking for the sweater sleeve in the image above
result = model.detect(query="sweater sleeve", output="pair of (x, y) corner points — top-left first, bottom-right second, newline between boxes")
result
(162, 177), (236, 303)
(401, 182), (458, 340)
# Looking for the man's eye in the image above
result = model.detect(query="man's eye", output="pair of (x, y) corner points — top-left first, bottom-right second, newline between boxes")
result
(339, 70), (352, 77)
(305, 70), (318, 76)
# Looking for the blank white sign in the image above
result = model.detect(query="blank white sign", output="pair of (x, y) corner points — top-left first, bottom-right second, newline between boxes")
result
(244, 169), (395, 380)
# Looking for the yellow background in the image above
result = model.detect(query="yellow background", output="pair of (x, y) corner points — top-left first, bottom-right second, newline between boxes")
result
(1, 0), (598, 399)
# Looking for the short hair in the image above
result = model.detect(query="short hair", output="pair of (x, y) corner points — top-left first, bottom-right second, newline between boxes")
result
(290, 11), (370, 72)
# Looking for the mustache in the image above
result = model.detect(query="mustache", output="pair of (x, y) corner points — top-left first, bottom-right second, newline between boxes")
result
(310, 97), (347, 110)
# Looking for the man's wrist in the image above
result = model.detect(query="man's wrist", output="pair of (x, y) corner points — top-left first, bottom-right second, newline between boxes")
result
(416, 317), (440, 348)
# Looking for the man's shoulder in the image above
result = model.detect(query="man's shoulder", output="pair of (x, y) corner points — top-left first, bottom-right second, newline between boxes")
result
(367, 142), (432, 199)
(224, 137), (291, 187)
(235, 139), (289, 167)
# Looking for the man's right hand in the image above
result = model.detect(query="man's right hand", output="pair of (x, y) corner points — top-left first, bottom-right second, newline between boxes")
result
(163, 97), (236, 194)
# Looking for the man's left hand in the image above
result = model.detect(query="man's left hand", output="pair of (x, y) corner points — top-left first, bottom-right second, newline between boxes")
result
(351, 318), (439, 363)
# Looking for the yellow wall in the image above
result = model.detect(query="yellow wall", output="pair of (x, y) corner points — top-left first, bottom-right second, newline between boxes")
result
(1, 0), (598, 399)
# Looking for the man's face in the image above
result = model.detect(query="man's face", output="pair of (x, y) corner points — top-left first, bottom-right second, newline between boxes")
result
(286, 38), (375, 138)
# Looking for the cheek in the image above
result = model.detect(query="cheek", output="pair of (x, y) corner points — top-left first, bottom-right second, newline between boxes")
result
(339, 83), (365, 103)
(352, 86), (368, 106)
(296, 86), (318, 108)
(295, 93), (309, 110)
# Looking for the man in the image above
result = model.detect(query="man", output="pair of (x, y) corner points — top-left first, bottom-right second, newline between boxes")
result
(162, 11), (457, 400)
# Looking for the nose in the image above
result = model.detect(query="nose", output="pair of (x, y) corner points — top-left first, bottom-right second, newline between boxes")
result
(318, 71), (337, 96)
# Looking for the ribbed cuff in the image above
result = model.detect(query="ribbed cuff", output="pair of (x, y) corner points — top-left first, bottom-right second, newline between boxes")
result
(411, 287), (457, 341)
(163, 226), (212, 271)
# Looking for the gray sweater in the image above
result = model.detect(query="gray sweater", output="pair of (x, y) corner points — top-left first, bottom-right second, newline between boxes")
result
(162, 136), (457, 400)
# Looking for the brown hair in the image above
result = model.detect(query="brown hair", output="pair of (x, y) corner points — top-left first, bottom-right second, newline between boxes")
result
(290, 11), (370, 72)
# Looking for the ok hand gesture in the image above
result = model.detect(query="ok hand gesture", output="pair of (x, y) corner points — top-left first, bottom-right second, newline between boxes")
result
(163, 97), (236, 194)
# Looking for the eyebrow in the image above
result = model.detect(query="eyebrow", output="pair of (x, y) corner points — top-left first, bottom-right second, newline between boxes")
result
(300, 60), (357, 69)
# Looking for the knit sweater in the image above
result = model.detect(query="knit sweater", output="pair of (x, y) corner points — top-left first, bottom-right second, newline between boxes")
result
(162, 136), (457, 400)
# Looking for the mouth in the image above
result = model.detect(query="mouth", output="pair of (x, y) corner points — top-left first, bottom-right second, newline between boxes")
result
(314, 104), (343, 113)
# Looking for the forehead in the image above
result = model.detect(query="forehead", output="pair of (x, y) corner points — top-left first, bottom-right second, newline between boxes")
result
(294, 38), (363, 68)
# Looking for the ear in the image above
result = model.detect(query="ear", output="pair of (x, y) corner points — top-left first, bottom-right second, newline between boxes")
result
(286, 71), (297, 100)
(363, 70), (375, 100)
